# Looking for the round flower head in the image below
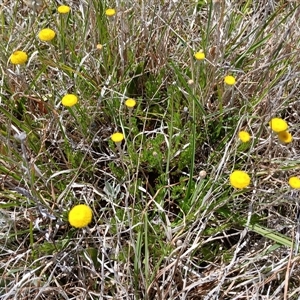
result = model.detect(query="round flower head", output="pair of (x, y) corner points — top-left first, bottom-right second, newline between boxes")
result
(38, 28), (56, 42)
(57, 5), (70, 14)
(199, 170), (207, 178)
(125, 98), (136, 108)
(269, 118), (288, 133)
(105, 8), (116, 17)
(194, 51), (205, 60)
(224, 75), (236, 86)
(229, 170), (250, 189)
(289, 177), (300, 189)
(238, 131), (251, 143)
(68, 204), (93, 228)
(111, 132), (124, 143)
(10, 51), (28, 65)
(61, 94), (78, 107)
(277, 131), (292, 144)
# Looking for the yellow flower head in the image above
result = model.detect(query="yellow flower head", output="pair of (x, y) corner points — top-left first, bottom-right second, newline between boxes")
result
(194, 51), (205, 60)
(238, 131), (251, 143)
(96, 44), (103, 50)
(224, 75), (236, 86)
(38, 28), (56, 42)
(61, 94), (78, 107)
(111, 132), (124, 143)
(277, 131), (292, 144)
(229, 170), (250, 189)
(289, 177), (300, 189)
(68, 204), (93, 228)
(10, 51), (28, 65)
(58, 5), (70, 14)
(105, 8), (116, 17)
(125, 98), (136, 108)
(269, 117), (288, 133)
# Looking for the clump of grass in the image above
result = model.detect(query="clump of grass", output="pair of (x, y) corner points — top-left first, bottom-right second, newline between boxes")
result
(1, 0), (300, 299)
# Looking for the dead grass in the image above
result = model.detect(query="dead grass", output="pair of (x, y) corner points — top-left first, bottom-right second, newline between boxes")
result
(0, 0), (300, 299)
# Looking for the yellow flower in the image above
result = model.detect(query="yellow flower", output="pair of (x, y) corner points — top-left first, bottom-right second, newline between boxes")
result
(269, 117), (288, 133)
(38, 28), (56, 42)
(224, 75), (236, 86)
(58, 5), (70, 14)
(111, 132), (124, 143)
(125, 98), (136, 108)
(289, 177), (300, 189)
(10, 51), (28, 65)
(229, 170), (250, 189)
(238, 131), (251, 143)
(68, 204), (93, 228)
(61, 94), (78, 107)
(96, 44), (103, 50)
(194, 51), (205, 60)
(105, 8), (116, 17)
(277, 131), (292, 144)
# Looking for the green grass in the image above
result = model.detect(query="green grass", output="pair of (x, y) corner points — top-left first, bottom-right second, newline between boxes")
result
(1, 0), (300, 299)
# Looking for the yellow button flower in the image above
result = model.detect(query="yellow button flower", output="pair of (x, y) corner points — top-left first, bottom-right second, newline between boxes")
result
(61, 94), (78, 107)
(38, 28), (56, 42)
(125, 98), (136, 108)
(68, 204), (93, 228)
(105, 8), (116, 17)
(238, 131), (251, 143)
(277, 131), (292, 144)
(289, 177), (300, 189)
(194, 51), (205, 60)
(111, 132), (124, 143)
(269, 117), (288, 133)
(224, 75), (236, 86)
(57, 5), (70, 14)
(10, 51), (28, 65)
(229, 170), (250, 189)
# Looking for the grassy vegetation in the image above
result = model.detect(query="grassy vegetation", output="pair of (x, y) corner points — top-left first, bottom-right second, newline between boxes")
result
(0, 0), (300, 299)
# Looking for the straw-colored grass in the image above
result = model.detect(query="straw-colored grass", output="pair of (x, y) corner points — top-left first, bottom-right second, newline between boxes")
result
(0, 1), (300, 299)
